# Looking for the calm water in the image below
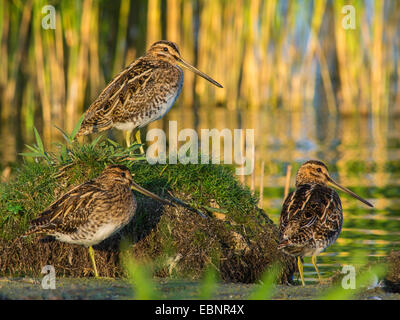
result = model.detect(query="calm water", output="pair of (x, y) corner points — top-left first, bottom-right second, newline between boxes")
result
(1, 104), (400, 283)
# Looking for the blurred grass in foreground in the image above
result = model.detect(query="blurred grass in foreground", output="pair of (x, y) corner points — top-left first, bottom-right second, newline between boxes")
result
(120, 249), (389, 300)
(320, 251), (387, 300)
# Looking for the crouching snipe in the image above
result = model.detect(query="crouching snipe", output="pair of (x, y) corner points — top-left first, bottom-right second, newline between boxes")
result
(23, 165), (173, 277)
(278, 160), (373, 286)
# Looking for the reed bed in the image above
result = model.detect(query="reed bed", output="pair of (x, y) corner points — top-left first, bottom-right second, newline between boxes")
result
(0, 0), (399, 162)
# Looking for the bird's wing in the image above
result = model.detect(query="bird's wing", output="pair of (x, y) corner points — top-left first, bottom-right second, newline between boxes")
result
(26, 180), (110, 235)
(279, 184), (342, 240)
(109, 60), (181, 126)
(77, 58), (153, 135)
(279, 190), (295, 235)
(77, 58), (179, 136)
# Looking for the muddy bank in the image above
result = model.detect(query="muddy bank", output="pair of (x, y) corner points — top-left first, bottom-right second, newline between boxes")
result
(0, 277), (399, 300)
(0, 162), (296, 283)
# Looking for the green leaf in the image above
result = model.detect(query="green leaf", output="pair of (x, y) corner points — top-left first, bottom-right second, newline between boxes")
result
(248, 264), (279, 300)
(7, 203), (23, 214)
(71, 114), (85, 140)
(90, 134), (104, 147)
(24, 144), (41, 153)
(54, 125), (71, 143)
(198, 266), (218, 299)
(33, 127), (44, 153)
(120, 240), (159, 300)
(19, 152), (43, 158)
(107, 139), (120, 147)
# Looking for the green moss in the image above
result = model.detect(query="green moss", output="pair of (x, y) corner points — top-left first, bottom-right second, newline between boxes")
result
(0, 162), (57, 240)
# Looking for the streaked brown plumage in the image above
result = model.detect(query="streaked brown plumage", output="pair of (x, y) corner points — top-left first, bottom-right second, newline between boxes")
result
(278, 160), (373, 285)
(76, 40), (222, 146)
(23, 164), (173, 277)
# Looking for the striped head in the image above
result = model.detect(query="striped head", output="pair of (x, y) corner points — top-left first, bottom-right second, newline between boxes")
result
(146, 40), (223, 88)
(295, 160), (373, 207)
(98, 165), (134, 187)
(295, 160), (329, 187)
(147, 40), (181, 63)
(98, 164), (174, 206)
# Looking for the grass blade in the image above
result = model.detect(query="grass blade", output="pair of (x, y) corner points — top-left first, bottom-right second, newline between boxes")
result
(198, 266), (218, 299)
(71, 114), (85, 140)
(33, 127), (44, 153)
(248, 264), (279, 300)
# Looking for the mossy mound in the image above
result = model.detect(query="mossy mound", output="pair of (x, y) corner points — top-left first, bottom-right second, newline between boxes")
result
(384, 251), (400, 293)
(0, 151), (295, 282)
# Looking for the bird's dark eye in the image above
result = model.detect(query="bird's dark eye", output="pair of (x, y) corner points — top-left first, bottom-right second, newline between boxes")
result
(121, 172), (126, 178)
(163, 47), (168, 52)
(317, 168), (322, 173)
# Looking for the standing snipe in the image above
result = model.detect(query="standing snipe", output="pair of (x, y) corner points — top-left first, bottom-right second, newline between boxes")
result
(76, 40), (223, 148)
(278, 160), (373, 286)
(23, 165), (173, 277)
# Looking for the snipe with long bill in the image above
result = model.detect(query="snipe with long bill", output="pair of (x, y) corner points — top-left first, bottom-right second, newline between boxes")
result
(278, 160), (373, 286)
(76, 40), (223, 148)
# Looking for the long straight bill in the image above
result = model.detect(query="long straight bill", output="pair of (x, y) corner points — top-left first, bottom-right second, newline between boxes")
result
(327, 177), (374, 207)
(178, 58), (223, 88)
(131, 181), (175, 207)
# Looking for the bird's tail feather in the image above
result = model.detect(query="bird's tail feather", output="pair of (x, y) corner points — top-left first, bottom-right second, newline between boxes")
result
(11, 227), (41, 246)
(20, 226), (45, 238)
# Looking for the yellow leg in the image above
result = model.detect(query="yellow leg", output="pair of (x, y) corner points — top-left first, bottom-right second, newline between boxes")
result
(312, 254), (322, 283)
(124, 130), (132, 147)
(88, 246), (99, 278)
(297, 256), (305, 286)
(135, 129), (145, 154)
